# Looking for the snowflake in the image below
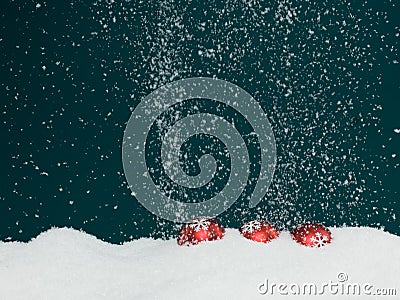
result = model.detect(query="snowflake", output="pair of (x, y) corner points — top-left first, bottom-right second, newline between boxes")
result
(188, 218), (211, 232)
(310, 232), (329, 248)
(241, 220), (262, 234)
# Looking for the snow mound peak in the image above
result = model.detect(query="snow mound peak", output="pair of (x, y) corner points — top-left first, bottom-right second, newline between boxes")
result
(0, 227), (399, 299)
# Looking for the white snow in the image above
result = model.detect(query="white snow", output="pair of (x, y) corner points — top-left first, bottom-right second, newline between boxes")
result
(0, 227), (399, 299)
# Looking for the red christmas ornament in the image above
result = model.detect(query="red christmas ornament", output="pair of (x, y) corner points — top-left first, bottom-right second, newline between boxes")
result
(291, 222), (332, 248)
(177, 217), (225, 246)
(239, 220), (279, 243)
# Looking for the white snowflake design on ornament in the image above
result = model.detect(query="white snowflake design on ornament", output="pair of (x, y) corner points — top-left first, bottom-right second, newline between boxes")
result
(188, 218), (211, 232)
(310, 232), (329, 248)
(241, 220), (262, 234)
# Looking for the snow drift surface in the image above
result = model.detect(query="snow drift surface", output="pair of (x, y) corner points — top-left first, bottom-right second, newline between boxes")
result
(0, 227), (399, 299)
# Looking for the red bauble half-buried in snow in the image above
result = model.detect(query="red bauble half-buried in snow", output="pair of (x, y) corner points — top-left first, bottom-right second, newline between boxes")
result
(177, 217), (225, 246)
(291, 222), (332, 248)
(239, 220), (280, 243)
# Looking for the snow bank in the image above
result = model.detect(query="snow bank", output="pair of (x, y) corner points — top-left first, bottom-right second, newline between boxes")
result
(0, 227), (399, 299)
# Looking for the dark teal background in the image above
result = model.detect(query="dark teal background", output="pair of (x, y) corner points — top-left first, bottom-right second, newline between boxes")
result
(1, 0), (399, 243)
